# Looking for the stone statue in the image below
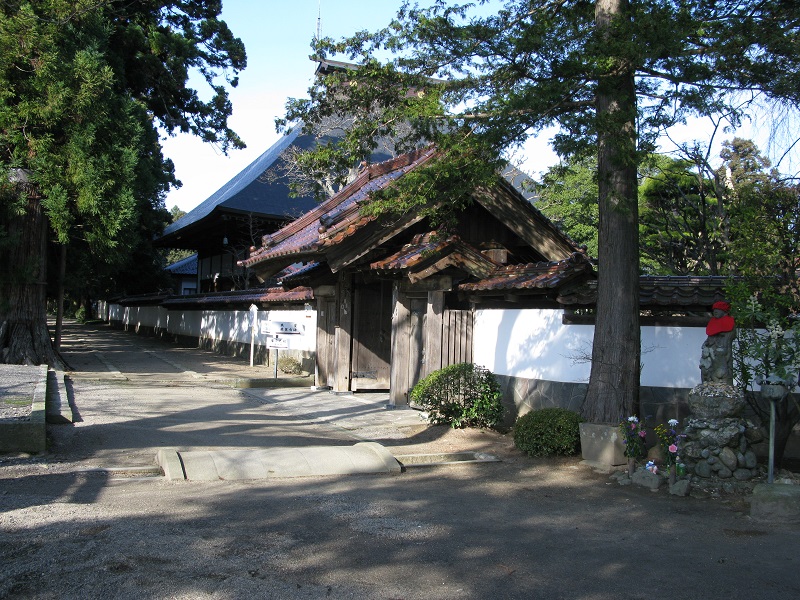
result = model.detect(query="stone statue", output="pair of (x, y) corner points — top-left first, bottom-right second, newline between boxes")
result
(700, 301), (735, 385)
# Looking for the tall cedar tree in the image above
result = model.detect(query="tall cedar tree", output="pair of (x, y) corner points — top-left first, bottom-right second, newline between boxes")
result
(281, 0), (800, 423)
(0, 1), (245, 366)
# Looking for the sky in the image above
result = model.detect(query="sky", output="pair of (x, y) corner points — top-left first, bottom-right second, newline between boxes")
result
(162, 1), (799, 214)
(161, 1), (423, 212)
(161, 0), (556, 213)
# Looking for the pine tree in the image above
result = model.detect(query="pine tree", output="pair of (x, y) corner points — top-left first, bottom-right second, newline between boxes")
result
(0, 1), (245, 366)
(281, 0), (800, 423)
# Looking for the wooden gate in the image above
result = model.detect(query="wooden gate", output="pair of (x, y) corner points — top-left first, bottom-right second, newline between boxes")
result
(390, 289), (474, 404)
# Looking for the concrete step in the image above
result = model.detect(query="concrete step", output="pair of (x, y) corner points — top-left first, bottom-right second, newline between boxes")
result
(46, 369), (73, 424)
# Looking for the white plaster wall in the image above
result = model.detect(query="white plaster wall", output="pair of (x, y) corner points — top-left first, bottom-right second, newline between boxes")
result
(474, 308), (706, 389)
(474, 308), (593, 383)
(127, 306), (162, 329)
(103, 304), (316, 351)
(641, 326), (705, 388)
(169, 308), (317, 351)
(156, 306), (168, 330)
(167, 310), (202, 337)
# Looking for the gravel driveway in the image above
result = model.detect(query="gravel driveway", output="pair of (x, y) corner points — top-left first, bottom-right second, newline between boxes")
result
(1, 323), (799, 599)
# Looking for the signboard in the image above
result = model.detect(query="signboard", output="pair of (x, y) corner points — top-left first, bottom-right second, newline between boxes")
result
(268, 321), (302, 335)
(266, 335), (289, 349)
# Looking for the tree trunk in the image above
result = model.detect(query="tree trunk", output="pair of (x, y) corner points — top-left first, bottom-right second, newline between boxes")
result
(582, 0), (640, 424)
(0, 195), (64, 368)
(54, 243), (67, 350)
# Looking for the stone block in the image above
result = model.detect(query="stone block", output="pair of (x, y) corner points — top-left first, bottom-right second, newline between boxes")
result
(688, 383), (745, 418)
(750, 484), (800, 523)
(670, 479), (691, 496)
(720, 447), (738, 470)
(632, 469), (662, 491)
(695, 460), (712, 478)
(716, 466), (732, 479)
(580, 423), (626, 468)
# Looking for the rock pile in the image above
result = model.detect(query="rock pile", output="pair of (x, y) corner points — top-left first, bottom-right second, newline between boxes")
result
(681, 417), (763, 481)
(680, 375), (766, 485)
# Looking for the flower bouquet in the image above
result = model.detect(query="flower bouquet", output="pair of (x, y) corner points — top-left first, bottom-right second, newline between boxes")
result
(619, 416), (647, 475)
(655, 419), (684, 484)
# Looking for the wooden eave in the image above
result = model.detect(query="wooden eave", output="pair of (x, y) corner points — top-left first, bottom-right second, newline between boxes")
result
(471, 179), (578, 262)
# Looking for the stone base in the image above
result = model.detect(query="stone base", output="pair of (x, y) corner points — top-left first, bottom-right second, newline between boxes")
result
(687, 382), (745, 419)
(579, 423), (626, 469)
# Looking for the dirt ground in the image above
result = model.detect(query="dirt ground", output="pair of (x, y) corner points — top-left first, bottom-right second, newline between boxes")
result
(1, 323), (799, 599)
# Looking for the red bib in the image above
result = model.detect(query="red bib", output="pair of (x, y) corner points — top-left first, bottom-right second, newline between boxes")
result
(706, 315), (735, 336)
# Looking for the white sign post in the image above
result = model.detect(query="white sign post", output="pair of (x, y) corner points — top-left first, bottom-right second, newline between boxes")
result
(249, 304), (258, 367)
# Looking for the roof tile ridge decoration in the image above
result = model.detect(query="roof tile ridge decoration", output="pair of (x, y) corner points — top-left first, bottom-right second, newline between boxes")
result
(316, 148), (439, 245)
(498, 251), (590, 273)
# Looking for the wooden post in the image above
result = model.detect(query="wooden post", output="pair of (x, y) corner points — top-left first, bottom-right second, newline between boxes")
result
(389, 284), (411, 406)
(423, 291), (444, 377)
(333, 273), (353, 392)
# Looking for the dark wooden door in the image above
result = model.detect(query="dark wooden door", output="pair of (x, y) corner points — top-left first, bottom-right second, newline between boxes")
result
(351, 281), (392, 390)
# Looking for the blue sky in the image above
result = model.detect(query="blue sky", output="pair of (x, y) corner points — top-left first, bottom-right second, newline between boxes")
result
(162, 1), (416, 212)
(162, 1), (798, 213)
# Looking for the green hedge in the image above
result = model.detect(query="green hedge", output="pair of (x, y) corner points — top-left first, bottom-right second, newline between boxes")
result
(513, 408), (583, 457)
(410, 363), (504, 428)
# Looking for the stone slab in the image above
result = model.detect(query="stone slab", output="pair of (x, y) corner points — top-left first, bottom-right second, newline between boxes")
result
(750, 483), (800, 522)
(159, 442), (402, 481)
(0, 364), (47, 453)
(46, 370), (73, 424)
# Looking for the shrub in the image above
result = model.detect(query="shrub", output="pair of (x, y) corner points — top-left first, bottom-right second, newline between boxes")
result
(410, 363), (504, 428)
(513, 408), (583, 457)
(74, 305), (87, 323)
(277, 355), (303, 375)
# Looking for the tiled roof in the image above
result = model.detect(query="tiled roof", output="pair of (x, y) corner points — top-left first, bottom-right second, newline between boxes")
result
(458, 252), (593, 294)
(160, 286), (313, 308)
(556, 275), (730, 308)
(371, 233), (498, 281)
(239, 148), (437, 269)
(157, 129), (320, 241)
(165, 253), (197, 275)
(274, 261), (324, 285)
(117, 292), (172, 306)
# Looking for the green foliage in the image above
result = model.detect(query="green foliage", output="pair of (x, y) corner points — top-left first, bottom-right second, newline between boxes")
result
(731, 293), (800, 390)
(73, 305), (87, 324)
(728, 286), (800, 467)
(410, 363), (504, 429)
(638, 153), (729, 276)
(513, 408), (583, 457)
(0, 1), (247, 350)
(536, 157), (599, 257)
